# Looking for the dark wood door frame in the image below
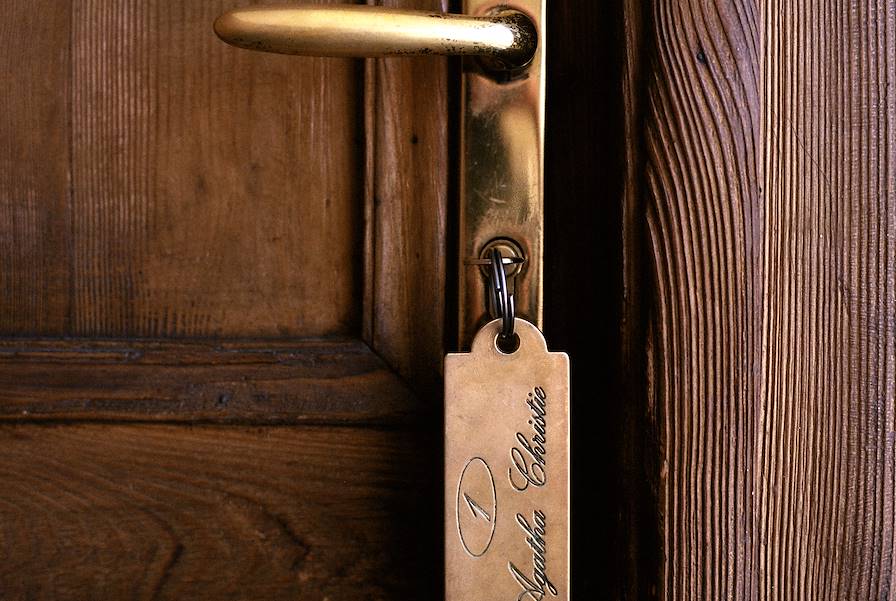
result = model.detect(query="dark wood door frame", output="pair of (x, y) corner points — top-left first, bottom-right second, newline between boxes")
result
(551, 1), (896, 599)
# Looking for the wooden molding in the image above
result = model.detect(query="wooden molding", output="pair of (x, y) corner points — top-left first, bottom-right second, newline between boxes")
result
(0, 339), (422, 425)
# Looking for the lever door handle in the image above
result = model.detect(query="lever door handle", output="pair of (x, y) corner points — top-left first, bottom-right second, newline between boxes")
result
(214, 5), (537, 70)
(213, 0), (545, 348)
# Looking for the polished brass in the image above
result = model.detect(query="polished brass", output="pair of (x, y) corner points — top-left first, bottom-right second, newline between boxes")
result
(445, 319), (569, 600)
(212, 1), (545, 348)
(214, 5), (536, 69)
(459, 0), (544, 347)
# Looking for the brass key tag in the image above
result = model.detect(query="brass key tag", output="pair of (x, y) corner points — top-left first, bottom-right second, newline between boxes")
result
(445, 318), (570, 600)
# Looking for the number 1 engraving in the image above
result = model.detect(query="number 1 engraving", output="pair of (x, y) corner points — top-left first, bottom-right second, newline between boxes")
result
(456, 457), (498, 557)
(464, 493), (492, 522)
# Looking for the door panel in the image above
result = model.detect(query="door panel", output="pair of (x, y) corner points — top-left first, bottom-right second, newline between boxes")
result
(0, 0), (72, 335)
(0, 424), (436, 599)
(3, 0), (362, 339)
(1, 0), (447, 598)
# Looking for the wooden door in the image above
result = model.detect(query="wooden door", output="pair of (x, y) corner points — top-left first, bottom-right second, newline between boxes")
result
(1, 0), (448, 598)
(6, 0), (895, 599)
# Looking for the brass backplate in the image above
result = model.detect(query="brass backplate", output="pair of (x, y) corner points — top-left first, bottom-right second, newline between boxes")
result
(445, 319), (569, 599)
(459, 0), (544, 348)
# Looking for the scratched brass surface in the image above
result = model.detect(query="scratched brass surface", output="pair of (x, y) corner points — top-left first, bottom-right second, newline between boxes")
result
(214, 5), (536, 67)
(445, 319), (569, 600)
(458, 0), (544, 348)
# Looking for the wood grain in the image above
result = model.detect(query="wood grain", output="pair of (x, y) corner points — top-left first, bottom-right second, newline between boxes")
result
(0, 423), (440, 600)
(759, 2), (896, 599)
(2, 0), (362, 338)
(633, 1), (763, 594)
(0, 0), (449, 597)
(0, 339), (419, 424)
(364, 0), (448, 394)
(0, 0), (72, 335)
(622, 0), (896, 597)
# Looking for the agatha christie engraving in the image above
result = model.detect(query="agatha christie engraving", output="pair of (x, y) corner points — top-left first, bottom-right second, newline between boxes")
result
(456, 457), (497, 557)
(509, 510), (558, 601)
(509, 386), (548, 491)
(507, 386), (558, 599)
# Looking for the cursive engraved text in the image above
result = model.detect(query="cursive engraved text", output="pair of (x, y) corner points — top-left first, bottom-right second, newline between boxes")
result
(509, 387), (548, 492)
(508, 509), (558, 600)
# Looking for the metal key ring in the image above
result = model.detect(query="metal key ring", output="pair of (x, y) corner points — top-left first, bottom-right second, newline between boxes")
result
(489, 248), (515, 340)
(464, 256), (526, 267)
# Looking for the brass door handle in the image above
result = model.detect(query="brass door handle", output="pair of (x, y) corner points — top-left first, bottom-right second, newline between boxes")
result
(214, 5), (537, 70)
(213, 0), (545, 348)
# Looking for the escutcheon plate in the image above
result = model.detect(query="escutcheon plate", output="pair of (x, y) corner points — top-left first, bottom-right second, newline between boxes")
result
(459, 0), (545, 348)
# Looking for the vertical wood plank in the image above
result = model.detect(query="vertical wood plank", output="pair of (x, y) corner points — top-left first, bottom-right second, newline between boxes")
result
(760, 1), (896, 598)
(0, 0), (71, 335)
(622, 0), (896, 597)
(631, 0), (763, 598)
(366, 0), (448, 393)
(69, 0), (361, 338)
(2, 0), (364, 339)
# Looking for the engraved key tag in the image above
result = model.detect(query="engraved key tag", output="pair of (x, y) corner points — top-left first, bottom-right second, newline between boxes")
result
(445, 317), (570, 600)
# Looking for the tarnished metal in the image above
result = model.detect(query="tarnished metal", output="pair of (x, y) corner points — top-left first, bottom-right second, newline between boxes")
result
(459, 0), (544, 348)
(214, 5), (536, 69)
(445, 319), (569, 600)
